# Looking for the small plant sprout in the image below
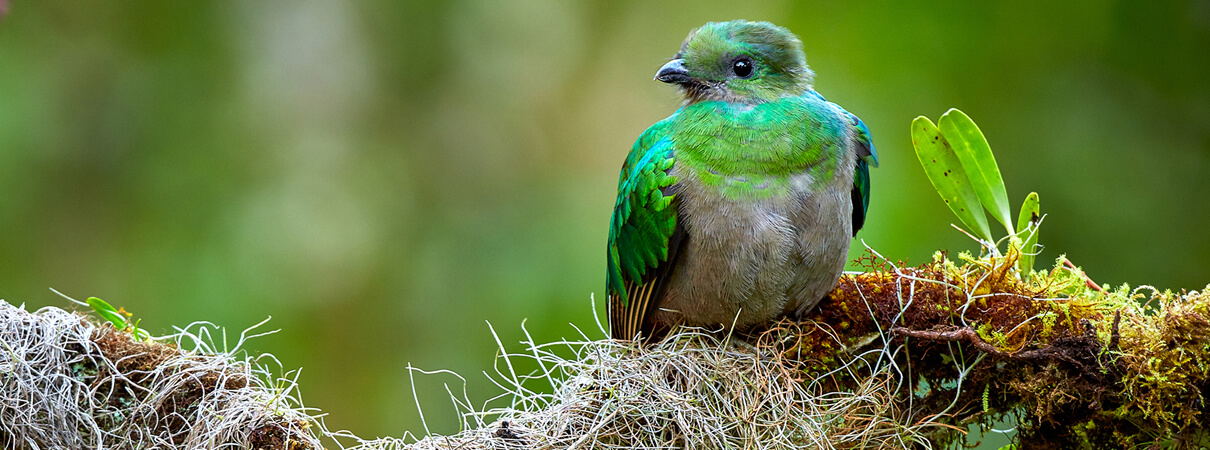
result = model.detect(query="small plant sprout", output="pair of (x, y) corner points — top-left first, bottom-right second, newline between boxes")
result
(85, 296), (126, 330)
(912, 108), (1042, 277)
(1014, 192), (1042, 277)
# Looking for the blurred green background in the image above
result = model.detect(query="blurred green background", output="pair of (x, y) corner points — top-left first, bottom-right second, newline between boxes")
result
(1, 0), (1207, 443)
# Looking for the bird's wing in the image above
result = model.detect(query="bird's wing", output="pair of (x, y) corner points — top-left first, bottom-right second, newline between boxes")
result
(607, 119), (684, 340)
(804, 90), (878, 235)
(845, 111), (877, 235)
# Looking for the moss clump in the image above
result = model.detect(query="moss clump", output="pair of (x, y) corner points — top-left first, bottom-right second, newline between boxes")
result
(743, 250), (1210, 448)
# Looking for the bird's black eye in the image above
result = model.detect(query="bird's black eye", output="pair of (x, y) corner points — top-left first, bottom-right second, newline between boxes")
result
(732, 58), (753, 78)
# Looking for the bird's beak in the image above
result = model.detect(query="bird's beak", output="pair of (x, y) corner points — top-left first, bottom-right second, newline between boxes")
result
(654, 59), (691, 85)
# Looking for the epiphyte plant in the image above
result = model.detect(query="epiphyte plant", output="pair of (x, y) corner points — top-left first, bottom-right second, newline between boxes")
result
(912, 108), (1042, 276)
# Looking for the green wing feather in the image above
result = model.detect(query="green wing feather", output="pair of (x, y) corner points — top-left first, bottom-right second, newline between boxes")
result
(846, 111), (877, 234)
(607, 117), (681, 340)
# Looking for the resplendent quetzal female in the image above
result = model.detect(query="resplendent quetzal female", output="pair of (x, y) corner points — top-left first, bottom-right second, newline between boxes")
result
(606, 20), (879, 340)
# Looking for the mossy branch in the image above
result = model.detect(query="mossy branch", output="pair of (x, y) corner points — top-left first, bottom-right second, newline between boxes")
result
(4, 249), (1207, 449)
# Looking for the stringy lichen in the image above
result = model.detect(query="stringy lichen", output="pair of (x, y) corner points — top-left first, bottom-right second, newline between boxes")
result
(409, 328), (934, 449)
(0, 302), (319, 449)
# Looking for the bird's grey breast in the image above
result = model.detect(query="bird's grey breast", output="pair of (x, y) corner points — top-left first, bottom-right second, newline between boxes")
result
(656, 162), (851, 330)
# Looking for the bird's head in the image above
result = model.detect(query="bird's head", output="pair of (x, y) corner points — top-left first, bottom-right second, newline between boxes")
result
(656, 20), (813, 105)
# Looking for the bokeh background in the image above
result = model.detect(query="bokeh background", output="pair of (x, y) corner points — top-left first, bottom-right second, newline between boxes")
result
(1, 0), (1207, 444)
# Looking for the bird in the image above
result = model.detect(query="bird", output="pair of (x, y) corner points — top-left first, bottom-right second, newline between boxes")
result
(606, 20), (879, 340)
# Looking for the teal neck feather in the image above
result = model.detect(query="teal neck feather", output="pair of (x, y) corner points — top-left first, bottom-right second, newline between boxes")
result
(670, 93), (845, 199)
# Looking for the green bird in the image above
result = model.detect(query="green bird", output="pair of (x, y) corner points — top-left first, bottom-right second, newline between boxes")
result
(606, 20), (879, 340)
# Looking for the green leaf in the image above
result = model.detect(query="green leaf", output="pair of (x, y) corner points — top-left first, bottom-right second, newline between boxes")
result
(939, 108), (1015, 236)
(86, 296), (127, 331)
(1016, 192), (1041, 275)
(911, 116), (993, 242)
(129, 318), (150, 342)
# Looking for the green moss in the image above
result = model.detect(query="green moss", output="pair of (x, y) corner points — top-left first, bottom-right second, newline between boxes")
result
(745, 250), (1210, 448)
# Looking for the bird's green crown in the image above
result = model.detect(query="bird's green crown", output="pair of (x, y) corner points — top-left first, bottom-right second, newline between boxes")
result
(665, 20), (813, 104)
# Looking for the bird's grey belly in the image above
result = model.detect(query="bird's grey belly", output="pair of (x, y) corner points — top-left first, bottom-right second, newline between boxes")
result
(655, 171), (852, 330)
